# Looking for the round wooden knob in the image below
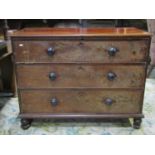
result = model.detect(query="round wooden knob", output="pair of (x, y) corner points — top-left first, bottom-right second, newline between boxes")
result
(107, 72), (117, 81)
(49, 72), (57, 80)
(47, 47), (55, 56)
(50, 97), (59, 106)
(108, 47), (118, 56)
(104, 98), (113, 105)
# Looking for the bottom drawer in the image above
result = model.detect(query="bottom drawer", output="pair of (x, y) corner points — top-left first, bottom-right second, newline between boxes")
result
(19, 89), (143, 114)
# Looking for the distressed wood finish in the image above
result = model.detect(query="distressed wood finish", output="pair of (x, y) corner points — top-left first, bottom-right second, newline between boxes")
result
(20, 89), (143, 114)
(16, 64), (146, 88)
(10, 27), (151, 129)
(13, 40), (149, 63)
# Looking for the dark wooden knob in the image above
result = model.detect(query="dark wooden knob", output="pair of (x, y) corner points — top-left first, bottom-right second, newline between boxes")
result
(108, 47), (118, 56)
(47, 47), (55, 56)
(49, 72), (57, 80)
(107, 72), (117, 81)
(50, 97), (59, 106)
(104, 98), (113, 105)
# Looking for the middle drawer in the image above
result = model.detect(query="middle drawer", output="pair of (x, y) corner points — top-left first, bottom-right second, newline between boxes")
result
(17, 64), (145, 89)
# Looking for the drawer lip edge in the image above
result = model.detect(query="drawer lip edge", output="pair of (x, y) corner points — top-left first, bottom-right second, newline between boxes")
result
(19, 113), (144, 119)
(11, 36), (151, 41)
(18, 88), (145, 91)
(15, 62), (147, 65)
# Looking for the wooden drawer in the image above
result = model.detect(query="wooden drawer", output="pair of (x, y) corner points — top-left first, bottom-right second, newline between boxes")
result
(20, 89), (143, 114)
(13, 40), (149, 63)
(16, 64), (145, 89)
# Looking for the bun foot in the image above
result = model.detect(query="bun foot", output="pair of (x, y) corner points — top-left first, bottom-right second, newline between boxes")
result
(133, 118), (142, 129)
(21, 119), (32, 130)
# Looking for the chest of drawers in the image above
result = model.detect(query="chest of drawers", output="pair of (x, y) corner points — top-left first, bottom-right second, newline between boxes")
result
(11, 27), (151, 129)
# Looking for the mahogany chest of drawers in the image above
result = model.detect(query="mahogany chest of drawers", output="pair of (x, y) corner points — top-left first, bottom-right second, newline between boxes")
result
(11, 27), (151, 129)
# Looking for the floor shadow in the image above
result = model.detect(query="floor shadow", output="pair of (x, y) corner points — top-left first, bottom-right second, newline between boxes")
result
(31, 118), (132, 128)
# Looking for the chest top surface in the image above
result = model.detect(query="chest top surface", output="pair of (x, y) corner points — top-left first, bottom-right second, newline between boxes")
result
(10, 27), (151, 38)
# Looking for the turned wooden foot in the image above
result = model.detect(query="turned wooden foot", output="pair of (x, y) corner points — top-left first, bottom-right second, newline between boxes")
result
(21, 118), (32, 130)
(133, 118), (142, 129)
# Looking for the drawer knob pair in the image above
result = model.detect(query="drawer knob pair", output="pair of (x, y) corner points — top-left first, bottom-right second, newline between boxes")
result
(108, 47), (118, 56)
(47, 47), (55, 56)
(47, 47), (118, 57)
(49, 72), (57, 80)
(50, 97), (59, 106)
(49, 72), (116, 81)
(51, 97), (113, 106)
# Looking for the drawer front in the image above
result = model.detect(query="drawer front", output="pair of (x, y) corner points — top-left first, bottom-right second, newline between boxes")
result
(20, 89), (143, 114)
(13, 40), (149, 63)
(16, 64), (145, 89)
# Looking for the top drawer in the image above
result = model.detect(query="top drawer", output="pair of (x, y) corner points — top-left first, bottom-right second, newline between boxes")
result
(13, 39), (149, 63)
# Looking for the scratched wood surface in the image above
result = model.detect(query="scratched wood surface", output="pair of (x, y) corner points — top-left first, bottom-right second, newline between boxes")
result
(16, 64), (146, 89)
(13, 40), (149, 63)
(20, 89), (143, 114)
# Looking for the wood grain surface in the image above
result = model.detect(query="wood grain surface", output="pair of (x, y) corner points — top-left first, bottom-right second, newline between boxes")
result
(10, 27), (151, 37)
(13, 40), (149, 63)
(16, 64), (146, 89)
(20, 89), (143, 114)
